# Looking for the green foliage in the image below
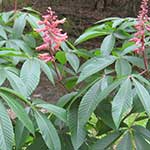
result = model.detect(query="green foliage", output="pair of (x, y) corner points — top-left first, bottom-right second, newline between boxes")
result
(66, 17), (150, 149)
(1, 6), (150, 150)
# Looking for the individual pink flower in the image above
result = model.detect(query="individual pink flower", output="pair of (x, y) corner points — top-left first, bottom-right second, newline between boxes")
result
(130, 0), (149, 54)
(38, 53), (55, 62)
(36, 7), (68, 62)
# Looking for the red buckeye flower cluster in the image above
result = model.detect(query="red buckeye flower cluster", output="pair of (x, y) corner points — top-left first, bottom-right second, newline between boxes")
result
(36, 7), (68, 62)
(131, 0), (150, 53)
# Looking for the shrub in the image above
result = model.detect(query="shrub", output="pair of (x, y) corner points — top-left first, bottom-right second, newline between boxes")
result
(1, 1), (150, 149)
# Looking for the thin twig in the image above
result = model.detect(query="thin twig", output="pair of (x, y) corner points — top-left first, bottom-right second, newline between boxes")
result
(14, 0), (17, 12)
(142, 50), (148, 71)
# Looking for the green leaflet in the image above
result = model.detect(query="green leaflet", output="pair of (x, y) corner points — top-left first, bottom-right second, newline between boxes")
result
(36, 103), (67, 122)
(117, 132), (132, 150)
(91, 132), (121, 150)
(133, 78), (150, 116)
(0, 102), (14, 150)
(115, 59), (132, 76)
(0, 92), (34, 134)
(20, 59), (41, 96)
(101, 34), (116, 56)
(35, 111), (61, 150)
(77, 56), (116, 83)
(112, 78), (133, 128)
(70, 78), (123, 149)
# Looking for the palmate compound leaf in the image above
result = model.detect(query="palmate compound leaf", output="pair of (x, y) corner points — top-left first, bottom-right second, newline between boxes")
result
(69, 78), (123, 150)
(35, 111), (61, 150)
(133, 78), (150, 116)
(20, 59), (41, 96)
(0, 101), (14, 150)
(77, 56), (116, 83)
(0, 92), (34, 134)
(112, 78), (133, 128)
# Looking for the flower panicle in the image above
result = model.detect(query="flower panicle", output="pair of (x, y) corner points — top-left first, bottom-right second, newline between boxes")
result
(130, 0), (150, 54)
(35, 7), (68, 62)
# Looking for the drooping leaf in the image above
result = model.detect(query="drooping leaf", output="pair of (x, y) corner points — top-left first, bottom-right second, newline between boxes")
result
(35, 111), (61, 150)
(15, 119), (29, 150)
(112, 78), (133, 128)
(133, 79), (150, 116)
(0, 101), (14, 150)
(68, 101), (82, 150)
(0, 92), (34, 134)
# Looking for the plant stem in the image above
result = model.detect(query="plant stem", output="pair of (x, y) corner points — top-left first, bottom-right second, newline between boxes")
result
(142, 50), (148, 71)
(14, 0), (17, 12)
(52, 61), (62, 81)
(52, 61), (69, 93)
(48, 47), (69, 92)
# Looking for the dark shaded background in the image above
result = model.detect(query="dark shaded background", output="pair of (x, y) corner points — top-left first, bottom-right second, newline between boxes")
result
(1, 0), (141, 37)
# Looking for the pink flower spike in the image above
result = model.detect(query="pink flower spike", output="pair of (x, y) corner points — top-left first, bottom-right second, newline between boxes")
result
(35, 7), (68, 62)
(130, 0), (149, 54)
